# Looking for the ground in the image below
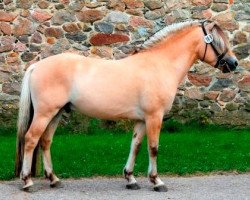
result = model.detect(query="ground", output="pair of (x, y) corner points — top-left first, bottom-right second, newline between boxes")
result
(1, 173), (249, 200)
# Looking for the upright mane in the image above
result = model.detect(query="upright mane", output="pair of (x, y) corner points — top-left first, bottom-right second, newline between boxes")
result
(142, 20), (200, 50)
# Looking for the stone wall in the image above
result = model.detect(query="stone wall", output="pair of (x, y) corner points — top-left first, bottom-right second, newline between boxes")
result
(0, 0), (249, 126)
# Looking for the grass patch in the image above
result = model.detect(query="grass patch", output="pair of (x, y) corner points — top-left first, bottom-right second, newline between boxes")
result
(0, 121), (249, 180)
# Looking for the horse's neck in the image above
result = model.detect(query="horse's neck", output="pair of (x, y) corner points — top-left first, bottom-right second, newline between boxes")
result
(136, 27), (201, 84)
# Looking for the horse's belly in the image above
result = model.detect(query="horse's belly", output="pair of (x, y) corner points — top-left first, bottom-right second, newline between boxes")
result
(69, 61), (143, 120)
(70, 88), (143, 120)
(72, 98), (142, 120)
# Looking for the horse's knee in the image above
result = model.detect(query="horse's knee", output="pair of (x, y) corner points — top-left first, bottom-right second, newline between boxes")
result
(41, 138), (52, 151)
(24, 134), (38, 151)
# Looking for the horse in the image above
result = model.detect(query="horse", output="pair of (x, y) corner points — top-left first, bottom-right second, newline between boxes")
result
(15, 20), (238, 192)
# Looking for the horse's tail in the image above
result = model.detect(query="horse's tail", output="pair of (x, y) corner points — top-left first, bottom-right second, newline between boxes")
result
(15, 64), (36, 177)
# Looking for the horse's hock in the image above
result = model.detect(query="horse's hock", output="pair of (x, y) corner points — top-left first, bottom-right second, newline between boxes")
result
(0, 0), (250, 126)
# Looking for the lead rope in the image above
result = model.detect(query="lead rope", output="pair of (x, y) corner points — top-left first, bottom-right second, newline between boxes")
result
(202, 42), (208, 61)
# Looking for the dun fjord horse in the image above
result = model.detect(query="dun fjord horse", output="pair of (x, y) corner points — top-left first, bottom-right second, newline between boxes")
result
(15, 20), (238, 192)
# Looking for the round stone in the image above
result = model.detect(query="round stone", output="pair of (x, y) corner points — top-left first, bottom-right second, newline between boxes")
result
(44, 27), (64, 39)
(76, 10), (104, 23)
(94, 22), (114, 34)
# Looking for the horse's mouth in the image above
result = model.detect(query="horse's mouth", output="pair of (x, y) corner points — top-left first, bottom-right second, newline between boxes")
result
(221, 63), (237, 73)
(222, 65), (231, 73)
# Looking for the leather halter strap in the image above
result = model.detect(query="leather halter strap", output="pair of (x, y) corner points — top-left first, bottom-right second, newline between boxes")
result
(201, 21), (228, 68)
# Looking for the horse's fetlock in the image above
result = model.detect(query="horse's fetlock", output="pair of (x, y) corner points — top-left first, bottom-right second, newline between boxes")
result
(149, 173), (158, 184)
(45, 170), (54, 181)
(124, 168), (133, 180)
(21, 171), (31, 182)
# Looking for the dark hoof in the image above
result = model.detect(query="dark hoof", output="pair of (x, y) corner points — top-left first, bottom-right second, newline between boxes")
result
(154, 185), (168, 192)
(126, 183), (140, 190)
(50, 181), (63, 188)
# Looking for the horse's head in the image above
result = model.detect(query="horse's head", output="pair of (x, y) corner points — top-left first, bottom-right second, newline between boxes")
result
(199, 20), (238, 73)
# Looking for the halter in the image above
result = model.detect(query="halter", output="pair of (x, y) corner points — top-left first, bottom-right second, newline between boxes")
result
(201, 21), (228, 68)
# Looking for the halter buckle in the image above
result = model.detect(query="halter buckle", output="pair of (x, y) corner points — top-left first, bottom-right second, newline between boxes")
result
(204, 34), (213, 44)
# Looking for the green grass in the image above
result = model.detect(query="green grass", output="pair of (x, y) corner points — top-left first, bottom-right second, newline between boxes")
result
(0, 122), (250, 180)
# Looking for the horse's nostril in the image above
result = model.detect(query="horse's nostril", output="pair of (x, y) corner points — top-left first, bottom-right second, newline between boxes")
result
(235, 61), (238, 67)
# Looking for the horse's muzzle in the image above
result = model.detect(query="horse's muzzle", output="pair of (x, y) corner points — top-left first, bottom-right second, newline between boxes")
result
(221, 56), (238, 73)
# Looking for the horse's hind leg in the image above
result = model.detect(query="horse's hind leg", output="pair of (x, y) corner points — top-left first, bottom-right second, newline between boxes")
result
(40, 110), (63, 187)
(124, 121), (146, 190)
(21, 110), (58, 190)
(146, 114), (167, 192)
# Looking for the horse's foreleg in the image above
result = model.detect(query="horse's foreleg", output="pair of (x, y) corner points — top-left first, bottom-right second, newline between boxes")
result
(124, 121), (146, 190)
(40, 112), (62, 187)
(21, 113), (56, 190)
(146, 114), (167, 192)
